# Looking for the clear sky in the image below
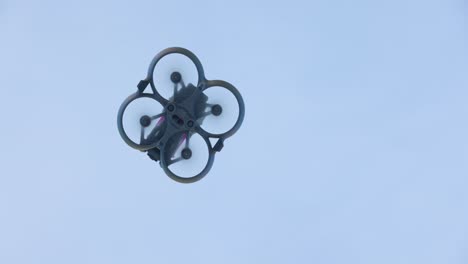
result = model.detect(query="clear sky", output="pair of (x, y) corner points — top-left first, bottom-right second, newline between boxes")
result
(0, 0), (467, 263)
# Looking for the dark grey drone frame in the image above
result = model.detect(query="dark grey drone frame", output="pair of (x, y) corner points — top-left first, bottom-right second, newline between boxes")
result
(117, 47), (245, 183)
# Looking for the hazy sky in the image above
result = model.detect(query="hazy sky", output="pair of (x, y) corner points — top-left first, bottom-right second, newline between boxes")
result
(0, 0), (467, 263)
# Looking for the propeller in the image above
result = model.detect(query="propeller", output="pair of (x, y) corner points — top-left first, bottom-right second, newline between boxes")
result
(160, 131), (214, 183)
(151, 51), (201, 101)
(197, 80), (245, 139)
(117, 93), (166, 151)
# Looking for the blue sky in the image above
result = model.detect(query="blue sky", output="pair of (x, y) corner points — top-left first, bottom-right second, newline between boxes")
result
(0, 0), (467, 263)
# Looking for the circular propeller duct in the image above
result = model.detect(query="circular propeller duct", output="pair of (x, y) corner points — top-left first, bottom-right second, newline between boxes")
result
(198, 80), (245, 139)
(160, 132), (215, 183)
(117, 93), (166, 151)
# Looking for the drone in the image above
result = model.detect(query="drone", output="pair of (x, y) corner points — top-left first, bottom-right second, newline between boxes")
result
(117, 47), (245, 183)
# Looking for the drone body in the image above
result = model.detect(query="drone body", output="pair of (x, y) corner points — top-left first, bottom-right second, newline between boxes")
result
(117, 47), (245, 183)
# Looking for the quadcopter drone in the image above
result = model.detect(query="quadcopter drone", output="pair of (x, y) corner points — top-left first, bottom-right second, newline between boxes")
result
(117, 47), (245, 183)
